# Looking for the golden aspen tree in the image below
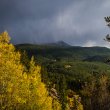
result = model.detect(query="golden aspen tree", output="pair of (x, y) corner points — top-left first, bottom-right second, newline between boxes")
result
(0, 31), (28, 109)
(67, 90), (83, 110)
(0, 31), (61, 110)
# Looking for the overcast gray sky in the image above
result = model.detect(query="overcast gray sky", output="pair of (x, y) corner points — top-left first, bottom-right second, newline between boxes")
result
(0, 0), (110, 47)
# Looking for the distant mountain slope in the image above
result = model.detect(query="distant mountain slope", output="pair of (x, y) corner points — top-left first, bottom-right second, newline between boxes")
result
(15, 43), (110, 63)
(42, 41), (71, 47)
(83, 55), (110, 62)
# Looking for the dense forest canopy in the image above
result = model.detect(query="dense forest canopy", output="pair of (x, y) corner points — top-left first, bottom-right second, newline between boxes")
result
(0, 32), (84, 110)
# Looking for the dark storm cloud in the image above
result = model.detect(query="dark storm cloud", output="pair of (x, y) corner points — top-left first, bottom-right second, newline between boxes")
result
(0, 0), (110, 46)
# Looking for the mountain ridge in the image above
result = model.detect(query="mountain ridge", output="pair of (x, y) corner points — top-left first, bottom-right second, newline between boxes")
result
(15, 42), (110, 63)
(41, 41), (71, 47)
(15, 41), (71, 47)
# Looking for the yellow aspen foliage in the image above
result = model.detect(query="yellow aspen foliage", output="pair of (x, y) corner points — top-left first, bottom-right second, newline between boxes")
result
(52, 99), (61, 110)
(0, 31), (10, 43)
(0, 31), (61, 110)
(67, 90), (84, 110)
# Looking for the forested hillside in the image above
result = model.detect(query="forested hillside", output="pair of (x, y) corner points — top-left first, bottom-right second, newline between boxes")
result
(1, 31), (110, 110)
(16, 43), (110, 62)
(0, 32), (84, 110)
(16, 40), (110, 110)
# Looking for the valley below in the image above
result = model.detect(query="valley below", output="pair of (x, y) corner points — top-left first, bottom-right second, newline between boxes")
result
(16, 41), (110, 110)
